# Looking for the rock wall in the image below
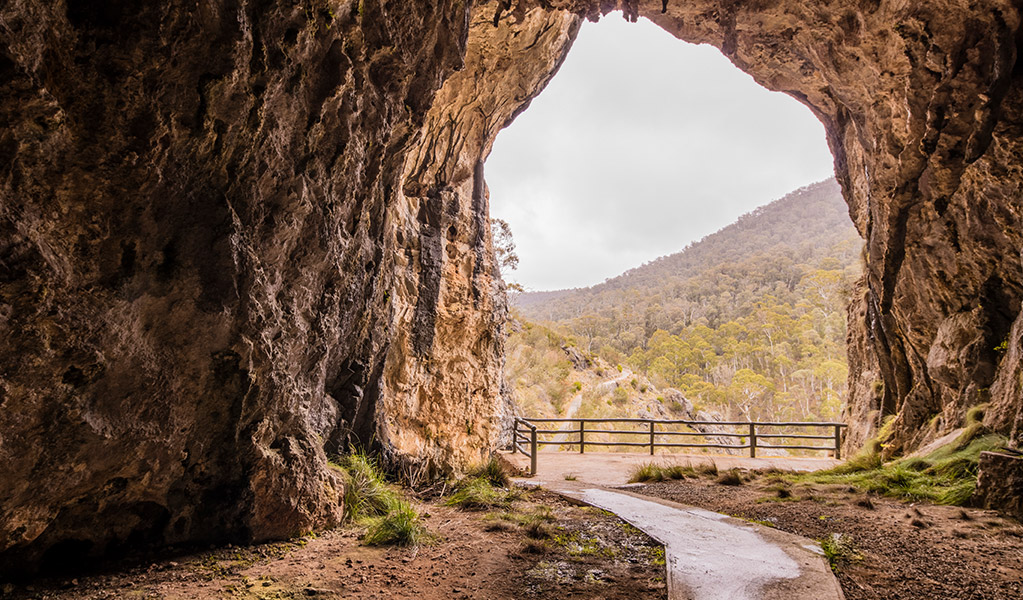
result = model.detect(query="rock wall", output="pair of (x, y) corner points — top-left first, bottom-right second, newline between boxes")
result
(3, 0), (1023, 576)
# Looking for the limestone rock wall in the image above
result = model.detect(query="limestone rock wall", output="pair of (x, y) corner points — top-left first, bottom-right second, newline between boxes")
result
(4, 0), (1023, 576)
(0, 0), (483, 573)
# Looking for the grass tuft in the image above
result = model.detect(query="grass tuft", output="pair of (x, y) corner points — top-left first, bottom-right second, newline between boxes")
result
(467, 456), (510, 488)
(716, 469), (744, 486)
(696, 462), (719, 476)
(629, 462), (665, 483)
(363, 502), (430, 546)
(628, 462), (697, 483)
(329, 451), (431, 547)
(444, 477), (521, 510)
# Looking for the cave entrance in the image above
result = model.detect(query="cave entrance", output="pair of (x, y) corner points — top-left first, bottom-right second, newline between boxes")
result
(487, 14), (857, 426)
(486, 15), (837, 292)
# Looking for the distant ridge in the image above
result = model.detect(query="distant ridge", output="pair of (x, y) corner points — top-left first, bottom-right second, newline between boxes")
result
(513, 178), (858, 323)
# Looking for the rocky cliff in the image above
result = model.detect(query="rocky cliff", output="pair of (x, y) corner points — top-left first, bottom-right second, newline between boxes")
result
(2, 0), (1023, 575)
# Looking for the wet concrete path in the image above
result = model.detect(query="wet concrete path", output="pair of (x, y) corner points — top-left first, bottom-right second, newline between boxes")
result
(550, 484), (844, 600)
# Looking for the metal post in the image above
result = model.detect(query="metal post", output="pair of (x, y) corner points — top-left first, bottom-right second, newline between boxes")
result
(749, 422), (757, 458)
(579, 420), (585, 454)
(834, 425), (842, 460)
(649, 421), (655, 455)
(530, 426), (537, 476)
(513, 419), (519, 454)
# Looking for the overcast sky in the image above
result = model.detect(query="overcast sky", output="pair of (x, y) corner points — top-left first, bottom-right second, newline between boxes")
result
(485, 15), (835, 292)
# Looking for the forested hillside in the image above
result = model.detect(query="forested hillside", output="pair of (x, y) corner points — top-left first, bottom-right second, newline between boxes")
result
(511, 179), (862, 422)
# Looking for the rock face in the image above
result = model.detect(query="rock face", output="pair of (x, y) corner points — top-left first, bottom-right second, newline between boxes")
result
(976, 451), (1023, 519)
(3, 0), (1023, 575)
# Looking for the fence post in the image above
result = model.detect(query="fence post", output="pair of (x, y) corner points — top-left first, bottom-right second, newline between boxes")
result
(649, 421), (655, 455)
(530, 426), (537, 476)
(834, 425), (842, 460)
(749, 422), (757, 458)
(513, 419), (519, 454)
(579, 420), (585, 454)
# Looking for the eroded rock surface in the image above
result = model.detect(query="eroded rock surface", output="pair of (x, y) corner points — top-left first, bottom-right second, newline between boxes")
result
(3, 0), (1023, 575)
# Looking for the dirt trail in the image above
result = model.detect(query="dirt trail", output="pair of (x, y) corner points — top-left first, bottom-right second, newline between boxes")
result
(543, 370), (633, 451)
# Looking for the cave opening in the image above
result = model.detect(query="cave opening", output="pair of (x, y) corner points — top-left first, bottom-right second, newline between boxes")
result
(486, 15), (838, 293)
(486, 13), (857, 426)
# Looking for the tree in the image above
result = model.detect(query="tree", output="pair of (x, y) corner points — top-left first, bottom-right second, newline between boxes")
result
(490, 217), (522, 291)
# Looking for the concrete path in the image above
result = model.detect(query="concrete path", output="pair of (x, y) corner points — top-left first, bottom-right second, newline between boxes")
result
(506, 451), (845, 599)
(539, 481), (844, 600)
(503, 450), (840, 486)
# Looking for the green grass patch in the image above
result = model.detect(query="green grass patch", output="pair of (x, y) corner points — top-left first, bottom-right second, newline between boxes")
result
(550, 529), (617, 558)
(363, 501), (431, 547)
(329, 452), (431, 547)
(796, 432), (1005, 506)
(444, 476), (522, 510)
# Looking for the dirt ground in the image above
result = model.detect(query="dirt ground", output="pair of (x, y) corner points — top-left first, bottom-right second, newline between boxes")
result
(636, 473), (1023, 600)
(0, 490), (665, 600)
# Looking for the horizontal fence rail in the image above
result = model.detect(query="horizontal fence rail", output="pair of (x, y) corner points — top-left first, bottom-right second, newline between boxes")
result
(511, 417), (847, 475)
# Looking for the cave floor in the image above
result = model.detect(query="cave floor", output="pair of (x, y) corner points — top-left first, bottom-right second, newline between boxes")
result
(0, 489), (665, 600)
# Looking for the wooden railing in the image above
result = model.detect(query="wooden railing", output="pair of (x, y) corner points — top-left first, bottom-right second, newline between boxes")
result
(512, 417), (846, 476)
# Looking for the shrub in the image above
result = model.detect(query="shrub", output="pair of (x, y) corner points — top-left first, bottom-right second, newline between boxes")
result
(611, 386), (629, 406)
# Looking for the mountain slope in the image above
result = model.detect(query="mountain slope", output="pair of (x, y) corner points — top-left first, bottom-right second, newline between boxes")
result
(510, 179), (862, 422)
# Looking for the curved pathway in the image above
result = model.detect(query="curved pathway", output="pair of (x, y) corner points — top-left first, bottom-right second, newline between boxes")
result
(507, 452), (845, 600)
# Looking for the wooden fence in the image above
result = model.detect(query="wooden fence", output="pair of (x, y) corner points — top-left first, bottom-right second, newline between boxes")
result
(511, 417), (847, 476)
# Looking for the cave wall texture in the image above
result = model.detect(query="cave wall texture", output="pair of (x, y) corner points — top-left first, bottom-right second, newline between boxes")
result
(1, 0), (1022, 574)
